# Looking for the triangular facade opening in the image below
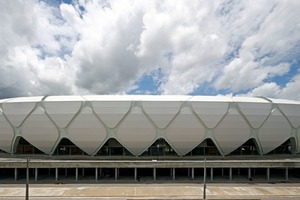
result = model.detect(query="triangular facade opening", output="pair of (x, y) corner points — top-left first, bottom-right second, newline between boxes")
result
(14, 137), (45, 155)
(53, 138), (87, 156)
(267, 138), (295, 155)
(187, 138), (220, 156)
(96, 138), (133, 156)
(141, 138), (177, 157)
(229, 138), (259, 156)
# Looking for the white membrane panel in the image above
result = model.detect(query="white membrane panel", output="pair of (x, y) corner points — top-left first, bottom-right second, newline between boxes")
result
(67, 107), (107, 155)
(214, 108), (251, 155)
(258, 109), (292, 154)
(298, 129), (300, 153)
(237, 102), (272, 128)
(166, 107), (205, 155)
(3, 102), (36, 127)
(277, 104), (300, 128)
(21, 107), (59, 154)
(0, 110), (14, 153)
(117, 107), (156, 155)
(92, 101), (131, 128)
(142, 101), (181, 128)
(43, 101), (82, 128)
(191, 102), (228, 128)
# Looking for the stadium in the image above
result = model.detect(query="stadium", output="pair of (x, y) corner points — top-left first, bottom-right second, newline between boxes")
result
(0, 95), (300, 183)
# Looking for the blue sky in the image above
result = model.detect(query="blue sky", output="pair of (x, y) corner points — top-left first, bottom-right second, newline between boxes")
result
(0, 0), (300, 100)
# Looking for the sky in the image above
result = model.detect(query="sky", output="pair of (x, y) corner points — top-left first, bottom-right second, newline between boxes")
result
(0, 0), (300, 100)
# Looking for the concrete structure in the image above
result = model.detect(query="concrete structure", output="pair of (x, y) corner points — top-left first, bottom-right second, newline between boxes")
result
(0, 95), (300, 183)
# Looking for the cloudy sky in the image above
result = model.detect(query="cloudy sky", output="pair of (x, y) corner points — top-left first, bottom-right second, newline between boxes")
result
(1, 0), (300, 100)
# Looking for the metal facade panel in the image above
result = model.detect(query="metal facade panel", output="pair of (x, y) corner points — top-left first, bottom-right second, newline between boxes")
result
(21, 107), (59, 154)
(142, 101), (181, 128)
(67, 107), (107, 155)
(116, 107), (156, 155)
(258, 109), (292, 154)
(165, 107), (205, 155)
(214, 108), (251, 155)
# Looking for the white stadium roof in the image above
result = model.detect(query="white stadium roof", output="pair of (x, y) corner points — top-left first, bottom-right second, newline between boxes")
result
(0, 95), (299, 156)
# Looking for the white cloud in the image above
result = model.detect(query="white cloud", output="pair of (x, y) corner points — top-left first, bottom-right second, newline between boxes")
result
(245, 82), (281, 98)
(0, 0), (300, 101)
(215, 0), (300, 96)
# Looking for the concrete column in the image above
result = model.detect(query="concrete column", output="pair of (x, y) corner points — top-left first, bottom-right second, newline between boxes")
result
(191, 168), (194, 180)
(14, 168), (17, 181)
(153, 168), (156, 181)
(188, 168), (190, 177)
(115, 168), (118, 180)
(82, 168), (85, 177)
(35, 168), (38, 181)
(285, 167), (288, 181)
(76, 168), (78, 181)
(134, 168), (137, 181)
(267, 168), (270, 181)
(229, 168), (232, 180)
(95, 168), (98, 182)
(55, 168), (58, 181)
(99, 168), (102, 178)
(172, 168), (175, 180)
(210, 168), (213, 181)
(248, 168), (251, 179)
(65, 168), (67, 177)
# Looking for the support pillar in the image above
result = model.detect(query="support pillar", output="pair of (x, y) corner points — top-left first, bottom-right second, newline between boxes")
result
(95, 168), (98, 182)
(229, 168), (232, 180)
(172, 168), (175, 180)
(210, 168), (213, 181)
(248, 168), (251, 180)
(153, 168), (156, 181)
(55, 168), (58, 181)
(191, 168), (194, 180)
(115, 168), (118, 180)
(65, 168), (67, 177)
(76, 168), (78, 181)
(134, 168), (137, 181)
(267, 168), (270, 181)
(35, 168), (38, 181)
(14, 168), (17, 181)
(285, 167), (288, 181)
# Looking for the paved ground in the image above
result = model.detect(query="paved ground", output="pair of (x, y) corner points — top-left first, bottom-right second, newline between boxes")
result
(0, 183), (300, 199)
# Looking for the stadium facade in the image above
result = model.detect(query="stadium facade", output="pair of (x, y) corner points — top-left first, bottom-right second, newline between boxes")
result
(0, 95), (300, 182)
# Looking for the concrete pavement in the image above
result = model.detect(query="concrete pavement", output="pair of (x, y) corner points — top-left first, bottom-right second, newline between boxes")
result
(0, 183), (300, 199)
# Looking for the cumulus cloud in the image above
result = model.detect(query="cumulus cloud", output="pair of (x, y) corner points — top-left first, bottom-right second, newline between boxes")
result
(0, 0), (300, 100)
